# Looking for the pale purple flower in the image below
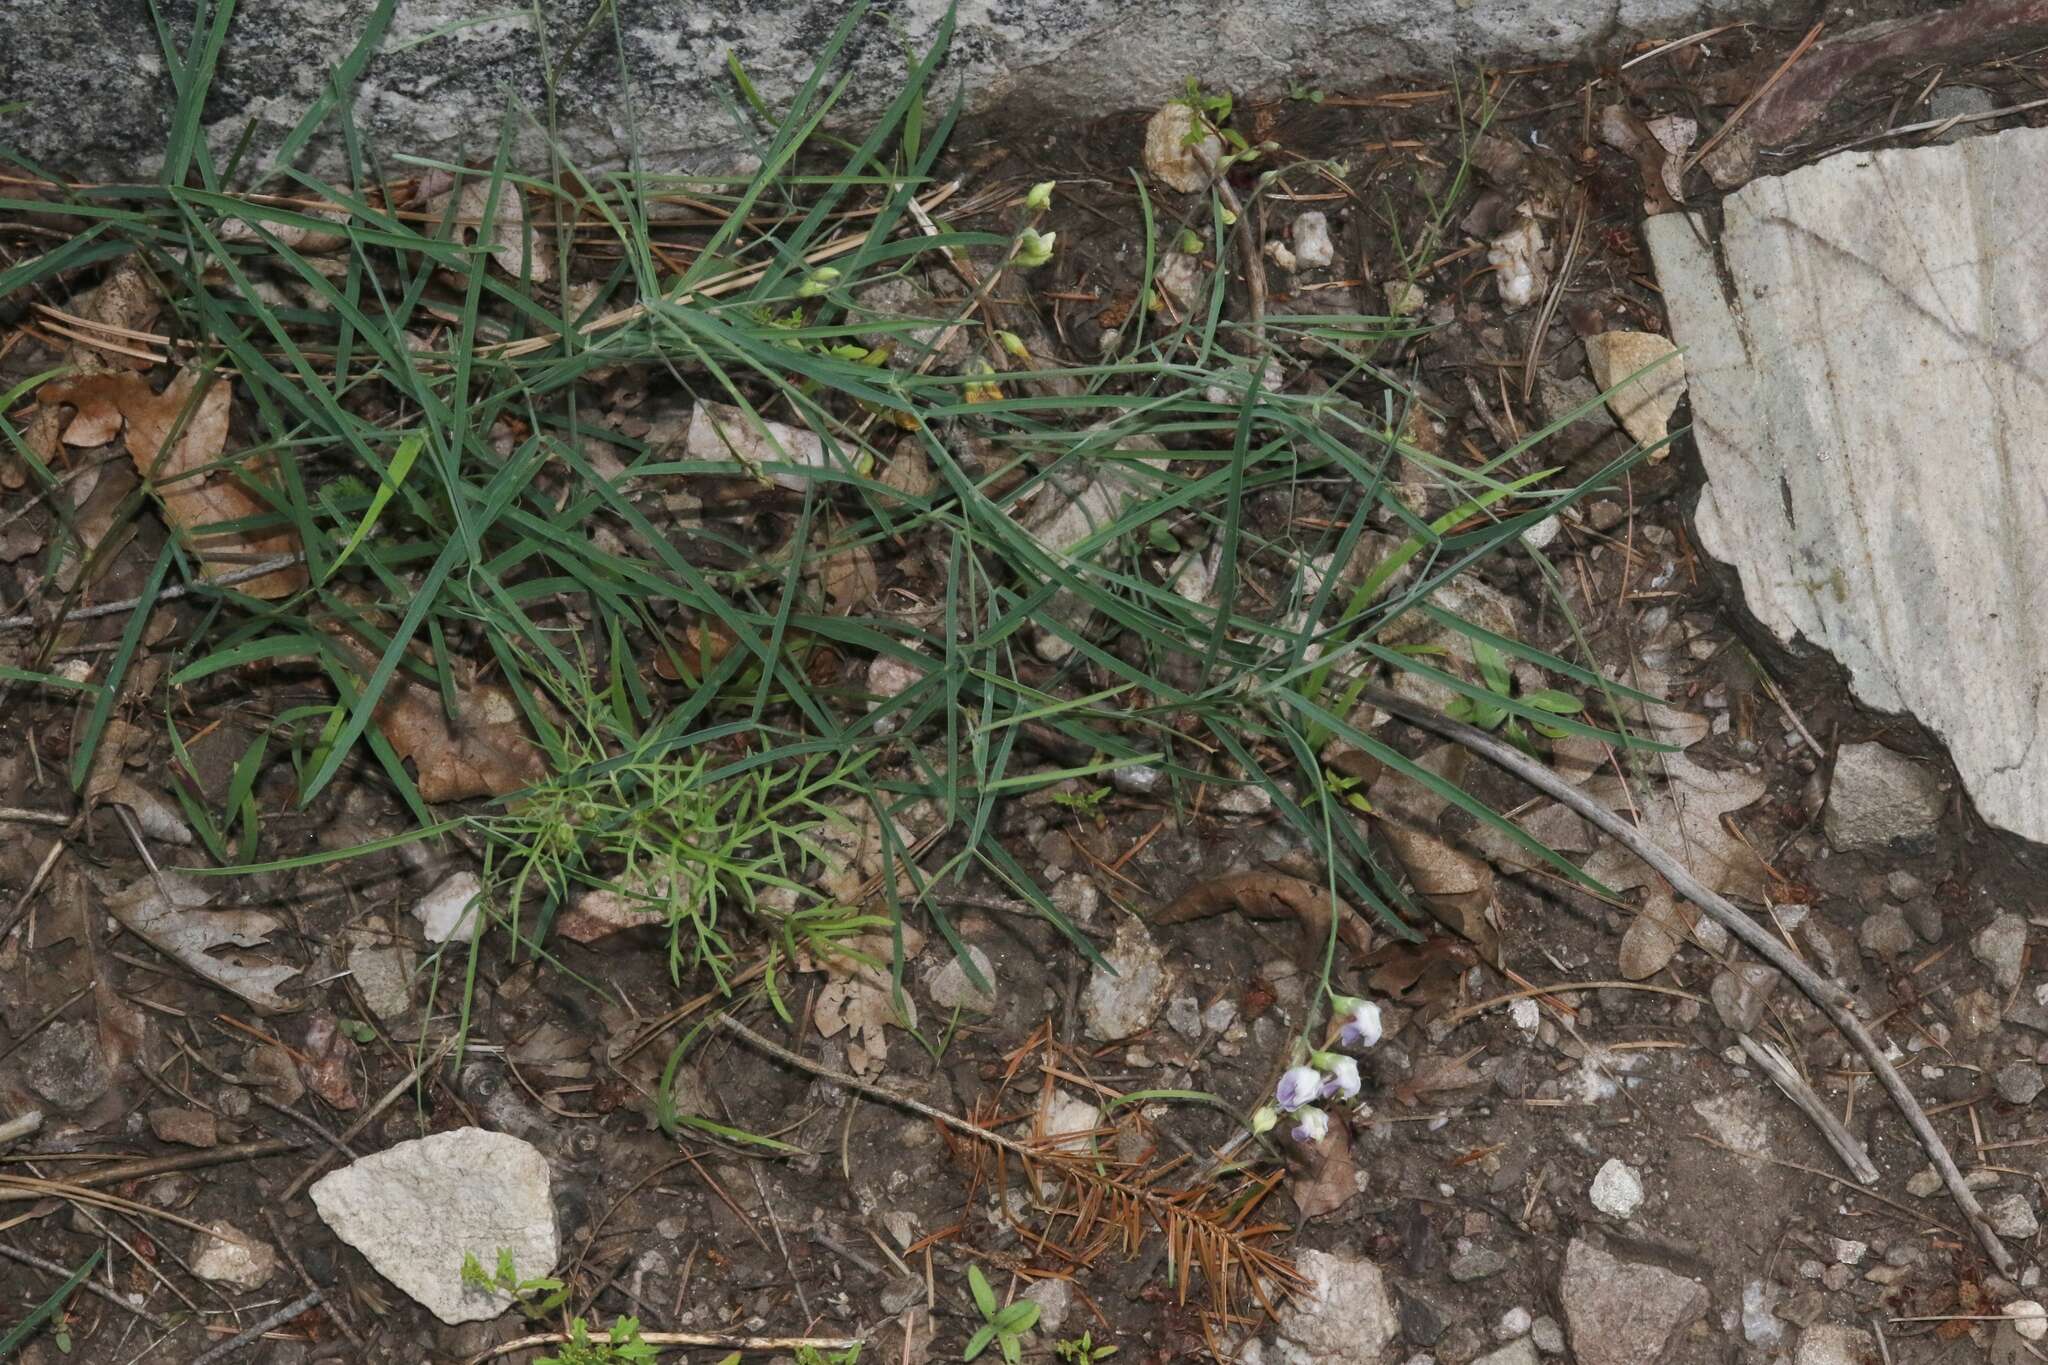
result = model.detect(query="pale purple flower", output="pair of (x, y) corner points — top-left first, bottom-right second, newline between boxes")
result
(1291, 1105), (1329, 1144)
(1314, 1051), (1360, 1101)
(1275, 1065), (1322, 1112)
(1338, 997), (1384, 1050)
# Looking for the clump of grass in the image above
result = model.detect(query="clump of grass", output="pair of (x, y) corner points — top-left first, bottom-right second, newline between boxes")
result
(0, 0), (1660, 1044)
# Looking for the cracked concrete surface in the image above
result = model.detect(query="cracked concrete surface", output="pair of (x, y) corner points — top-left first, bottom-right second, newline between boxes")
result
(1646, 125), (2048, 842)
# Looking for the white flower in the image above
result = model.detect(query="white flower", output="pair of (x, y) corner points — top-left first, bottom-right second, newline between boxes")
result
(1337, 997), (1384, 1050)
(1313, 1051), (1361, 1101)
(1291, 1105), (1329, 1143)
(1275, 1065), (1321, 1112)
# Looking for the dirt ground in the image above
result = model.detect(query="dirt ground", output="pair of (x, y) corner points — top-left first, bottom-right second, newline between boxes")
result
(6, 4), (2048, 1362)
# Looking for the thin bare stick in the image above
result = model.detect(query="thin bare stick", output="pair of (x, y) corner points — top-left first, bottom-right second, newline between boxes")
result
(0, 1110), (44, 1144)
(1190, 144), (1266, 344)
(1364, 684), (2017, 1274)
(1684, 20), (1826, 175)
(0, 808), (67, 826)
(185, 1290), (322, 1365)
(281, 1033), (457, 1201)
(0, 1243), (174, 1331)
(466, 1331), (864, 1364)
(0, 555), (308, 633)
(1737, 1034), (1879, 1183)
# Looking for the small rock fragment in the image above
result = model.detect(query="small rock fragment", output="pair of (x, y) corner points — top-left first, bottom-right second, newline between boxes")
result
(1080, 921), (1173, 1041)
(927, 945), (998, 1013)
(1741, 1279), (1784, 1345)
(1823, 743), (1945, 851)
(191, 1220), (276, 1291)
(1022, 1277), (1074, 1335)
(1144, 102), (1223, 193)
(412, 871), (483, 945)
(1292, 211), (1335, 268)
(1988, 1192), (2039, 1239)
(1270, 1249), (1399, 1365)
(310, 1128), (556, 1325)
(1496, 1306), (1533, 1339)
(2008, 1298), (2048, 1341)
(1385, 281), (1427, 316)
(1584, 331), (1685, 448)
(1830, 1237), (1866, 1265)
(1589, 1158), (1644, 1219)
(1166, 994), (1203, 1039)
(1449, 1245), (1508, 1282)
(1973, 913), (2030, 992)
(24, 1022), (112, 1112)
(1795, 1324), (1874, 1365)
(1997, 1060), (2043, 1106)
(1472, 1339), (1538, 1365)
(346, 915), (416, 1024)
(1857, 905), (1919, 959)
(1560, 1239), (1708, 1365)
(1906, 1165), (1944, 1198)
(1905, 900), (1944, 943)
(148, 1107), (218, 1148)
(1531, 1315), (1565, 1354)
(1710, 963), (1779, 1032)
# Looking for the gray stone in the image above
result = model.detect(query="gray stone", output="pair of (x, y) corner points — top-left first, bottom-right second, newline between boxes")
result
(1823, 744), (1946, 852)
(1080, 921), (1173, 1041)
(1271, 1250), (1398, 1365)
(1885, 870), (1926, 901)
(6, 1), (1762, 184)
(1449, 1245), (1508, 1282)
(1998, 1061), (2044, 1106)
(1589, 1159), (1644, 1219)
(191, 1220), (277, 1292)
(1472, 1340), (1538, 1365)
(1906, 900), (1945, 943)
(1292, 212), (1336, 269)
(24, 1022), (112, 1113)
(310, 1128), (556, 1325)
(1857, 905), (1919, 960)
(1989, 1192), (2040, 1240)
(1531, 1316), (1565, 1354)
(1647, 131), (2048, 844)
(1560, 1238), (1709, 1365)
(1021, 1277), (1073, 1335)
(1929, 85), (2000, 142)
(926, 945), (998, 1013)
(1710, 963), (1780, 1032)
(1975, 913), (2031, 993)
(1795, 1324), (1875, 1365)
(346, 916), (416, 1024)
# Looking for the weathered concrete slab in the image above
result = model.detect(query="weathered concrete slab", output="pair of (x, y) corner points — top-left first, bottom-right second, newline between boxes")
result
(1646, 126), (2048, 841)
(4, 0), (1755, 182)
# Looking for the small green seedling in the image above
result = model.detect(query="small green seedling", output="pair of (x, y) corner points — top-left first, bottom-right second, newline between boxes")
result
(795, 1348), (863, 1365)
(1054, 1331), (1118, 1365)
(1175, 78), (1264, 170)
(962, 1265), (1039, 1364)
(1443, 639), (1583, 753)
(537, 1316), (657, 1365)
(460, 1249), (569, 1319)
(1048, 784), (1112, 819)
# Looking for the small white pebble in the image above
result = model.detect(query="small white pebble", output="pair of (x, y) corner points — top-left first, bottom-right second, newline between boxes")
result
(1496, 1306), (1532, 1340)
(2007, 1299), (2047, 1341)
(1510, 998), (1542, 1033)
(1589, 1158), (1645, 1219)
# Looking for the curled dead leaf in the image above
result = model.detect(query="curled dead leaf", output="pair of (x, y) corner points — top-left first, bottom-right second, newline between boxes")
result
(1616, 882), (1697, 980)
(1155, 871), (1375, 962)
(39, 370), (307, 598)
(426, 179), (553, 284)
(1290, 1111), (1362, 1219)
(297, 1012), (363, 1111)
(103, 871), (300, 1012)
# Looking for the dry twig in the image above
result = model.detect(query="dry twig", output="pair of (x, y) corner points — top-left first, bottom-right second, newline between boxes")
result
(1366, 684), (2017, 1274)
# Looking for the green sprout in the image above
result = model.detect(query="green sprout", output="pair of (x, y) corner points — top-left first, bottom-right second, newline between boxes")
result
(962, 1266), (1039, 1365)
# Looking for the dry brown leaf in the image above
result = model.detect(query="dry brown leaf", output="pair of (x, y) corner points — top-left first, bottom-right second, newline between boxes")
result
(218, 210), (350, 254)
(809, 925), (925, 1078)
(297, 1011), (362, 1110)
(322, 610), (548, 803)
(820, 541), (879, 614)
(555, 867), (671, 944)
(1616, 882), (1698, 980)
(1584, 750), (1768, 902)
(245, 1043), (305, 1106)
(1155, 870), (1375, 962)
(425, 179), (552, 284)
(94, 974), (147, 1077)
(1290, 1111), (1362, 1219)
(39, 370), (306, 598)
(103, 871), (300, 1012)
